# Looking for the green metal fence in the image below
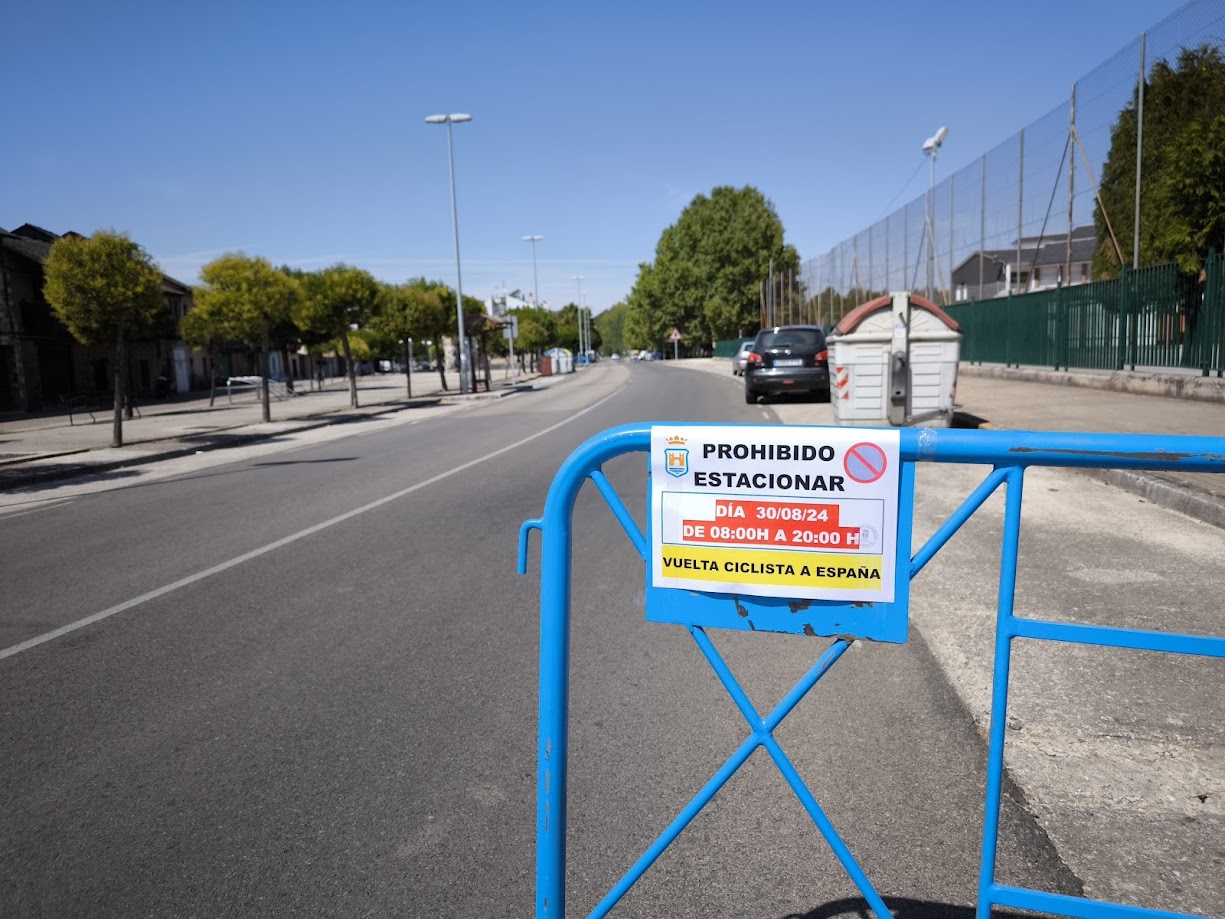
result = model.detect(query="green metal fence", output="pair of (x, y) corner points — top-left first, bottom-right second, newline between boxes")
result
(712, 337), (754, 358)
(945, 252), (1225, 376)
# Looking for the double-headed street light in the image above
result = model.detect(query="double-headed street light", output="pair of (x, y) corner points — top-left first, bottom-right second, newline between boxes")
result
(522, 235), (543, 307)
(426, 112), (472, 394)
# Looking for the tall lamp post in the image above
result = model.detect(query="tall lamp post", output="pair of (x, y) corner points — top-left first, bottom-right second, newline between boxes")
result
(581, 290), (589, 363)
(522, 235), (543, 307)
(426, 112), (472, 394)
(572, 275), (584, 366)
(922, 126), (948, 304)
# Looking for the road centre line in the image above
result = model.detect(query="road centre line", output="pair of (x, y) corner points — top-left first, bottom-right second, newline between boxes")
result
(0, 385), (625, 661)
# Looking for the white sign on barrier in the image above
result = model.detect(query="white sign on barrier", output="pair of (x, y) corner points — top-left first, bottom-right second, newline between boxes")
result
(650, 425), (900, 603)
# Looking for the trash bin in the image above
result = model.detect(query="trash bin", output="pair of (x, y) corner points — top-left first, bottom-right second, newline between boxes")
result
(539, 354), (553, 377)
(828, 291), (961, 427)
(545, 348), (574, 374)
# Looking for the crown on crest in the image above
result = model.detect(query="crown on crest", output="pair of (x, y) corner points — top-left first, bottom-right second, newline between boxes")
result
(666, 435), (687, 446)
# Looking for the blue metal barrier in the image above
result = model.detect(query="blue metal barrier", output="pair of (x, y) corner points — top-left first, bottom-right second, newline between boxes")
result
(518, 423), (1225, 919)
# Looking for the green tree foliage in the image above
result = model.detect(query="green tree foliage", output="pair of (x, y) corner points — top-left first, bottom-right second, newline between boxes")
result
(295, 264), (382, 408)
(555, 302), (581, 354)
(625, 186), (798, 350)
(508, 305), (557, 371)
(400, 279), (453, 390)
(194, 253), (301, 422)
(1095, 44), (1225, 276)
(594, 301), (629, 355)
(43, 230), (165, 447)
(370, 282), (448, 393)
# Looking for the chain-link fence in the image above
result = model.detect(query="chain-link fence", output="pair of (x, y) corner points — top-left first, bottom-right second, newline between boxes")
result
(802, 0), (1225, 336)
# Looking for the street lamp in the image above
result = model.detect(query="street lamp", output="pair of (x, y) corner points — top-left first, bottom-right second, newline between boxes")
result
(921, 126), (948, 303)
(581, 290), (590, 363)
(572, 275), (584, 366)
(522, 235), (542, 307)
(426, 112), (472, 394)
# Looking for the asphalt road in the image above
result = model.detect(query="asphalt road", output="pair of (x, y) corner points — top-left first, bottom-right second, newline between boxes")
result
(2, 360), (1213, 918)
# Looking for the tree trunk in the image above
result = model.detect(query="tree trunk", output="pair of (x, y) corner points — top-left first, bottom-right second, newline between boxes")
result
(281, 345), (294, 394)
(261, 318), (271, 423)
(123, 349), (135, 420)
(341, 331), (358, 408)
(112, 324), (125, 447)
(404, 340), (412, 399)
(435, 341), (448, 392)
(207, 352), (217, 407)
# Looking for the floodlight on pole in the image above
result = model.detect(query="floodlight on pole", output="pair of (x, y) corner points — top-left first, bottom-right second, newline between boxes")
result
(426, 112), (473, 394)
(921, 126), (948, 303)
(522, 235), (543, 307)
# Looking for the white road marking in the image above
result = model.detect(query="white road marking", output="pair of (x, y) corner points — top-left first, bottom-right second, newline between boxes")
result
(0, 499), (75, 520)
(0, 386), (625, 661)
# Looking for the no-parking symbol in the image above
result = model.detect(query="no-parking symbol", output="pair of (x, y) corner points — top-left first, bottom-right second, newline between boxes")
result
(844, 442), (888, 484)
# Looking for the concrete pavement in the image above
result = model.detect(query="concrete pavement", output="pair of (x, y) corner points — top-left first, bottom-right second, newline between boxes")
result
(3, 359), (1224, 531)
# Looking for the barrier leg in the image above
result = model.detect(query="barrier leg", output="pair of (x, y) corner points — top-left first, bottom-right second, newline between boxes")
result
(976, 465), (1024, 919)
(537, 514), (574, 918)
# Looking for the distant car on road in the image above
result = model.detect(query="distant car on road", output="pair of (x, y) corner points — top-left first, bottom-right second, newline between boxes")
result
(743, 325), (830, 404)
(731, 341), (753, 376)
(611, 353), (621, 361)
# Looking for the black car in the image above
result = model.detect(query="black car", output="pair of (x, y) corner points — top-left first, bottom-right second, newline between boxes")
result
(743, 325), (830, 403)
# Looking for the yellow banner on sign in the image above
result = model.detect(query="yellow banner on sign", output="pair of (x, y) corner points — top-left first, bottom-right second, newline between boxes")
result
(658, 544), (883, 591)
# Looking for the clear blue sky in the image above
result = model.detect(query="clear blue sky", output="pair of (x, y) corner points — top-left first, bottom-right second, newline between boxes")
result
(1, 0), (1191, 314)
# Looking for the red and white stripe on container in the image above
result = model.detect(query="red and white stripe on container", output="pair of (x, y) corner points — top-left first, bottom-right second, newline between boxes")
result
(834, 366), (850, 400)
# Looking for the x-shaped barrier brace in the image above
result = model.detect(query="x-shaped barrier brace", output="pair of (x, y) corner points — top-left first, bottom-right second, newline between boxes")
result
(584, 628), (888, 919)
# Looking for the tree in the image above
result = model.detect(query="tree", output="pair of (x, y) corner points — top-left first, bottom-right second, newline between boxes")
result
(1094, 44), (1225, 277)
(401, 280), (454, 391)
(194, 254), (301, 423)
(594, 301), (628, 356)
(296, 264), (382, 408)
(516, 318), (550, 371)
(508, 305), (557, 371)
(625, 186), (798, 350)
(43, 230), (165, 447)
(180, 306), (226, 407)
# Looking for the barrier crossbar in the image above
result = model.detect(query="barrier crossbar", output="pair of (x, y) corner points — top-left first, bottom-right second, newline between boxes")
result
(518, 423), (1225, 919)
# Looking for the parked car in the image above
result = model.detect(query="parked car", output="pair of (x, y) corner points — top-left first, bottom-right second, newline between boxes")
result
(611, 353), (621, 361)
(743, 325), (830, 404)
(731, 341), (754, 376)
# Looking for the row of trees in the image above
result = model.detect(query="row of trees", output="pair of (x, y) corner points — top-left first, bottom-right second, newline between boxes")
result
(42, 233), (590, 448)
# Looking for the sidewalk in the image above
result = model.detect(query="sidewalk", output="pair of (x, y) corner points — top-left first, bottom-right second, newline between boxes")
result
(956, 363), (1225, 529)
(0, 363), (548, 490)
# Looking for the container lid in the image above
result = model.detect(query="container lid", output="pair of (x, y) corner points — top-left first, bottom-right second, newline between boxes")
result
(832, 293), (960, 335)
